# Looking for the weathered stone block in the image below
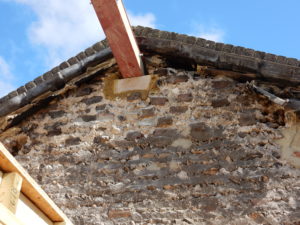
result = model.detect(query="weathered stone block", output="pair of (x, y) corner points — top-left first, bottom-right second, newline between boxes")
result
(170, 106), (188, 114)
(44, 122), (63, 136)
(211, 80), (234, 89)
(166, 75), (189, 84)
(239, 111), (257, 126)
(65, 137), (81, 146)
(81, 96), (103, 105)
(76, 87), (93, 97)
(177, 93), (193, 102)
(95, 104), (107, 111)
(153, 128), (179, 138)
(146, 136), (173, 148)
(138, 118), (156, 126)
(150, 96), (168, 105)
(211, 98), (230, 108)
(127, 92), (142, 101)
(190, 122), (223, 141)
(126, 131), (144, 141)
(157, 116), (173, 127)
(48, 110), (66, 119)
(108, 209), (131, 219)
(114, 140), (135, 148)
(80, 115), (97, 122)
(139, 106), (155, 118)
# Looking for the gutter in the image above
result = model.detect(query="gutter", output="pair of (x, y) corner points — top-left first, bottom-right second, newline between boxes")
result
(0, 48), (112, 117)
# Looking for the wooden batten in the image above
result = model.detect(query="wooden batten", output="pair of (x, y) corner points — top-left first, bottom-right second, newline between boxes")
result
(0, 172), (23, 214)
(0, 203), (24, 225)
(16, 193), (53, 225)
(0, 142), (73, 225)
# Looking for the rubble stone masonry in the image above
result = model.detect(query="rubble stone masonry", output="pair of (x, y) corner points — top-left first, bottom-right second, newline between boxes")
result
(0, 58), (299, 224)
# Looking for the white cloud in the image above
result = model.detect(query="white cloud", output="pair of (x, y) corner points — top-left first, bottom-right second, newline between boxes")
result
(191, 24), (225, 42)
(8, 0), (156, 67)
(0, 57), (13, 80)
(128, 12), (156, 28)
(0, 56), (16, 97)
(12, 0), (103, 67)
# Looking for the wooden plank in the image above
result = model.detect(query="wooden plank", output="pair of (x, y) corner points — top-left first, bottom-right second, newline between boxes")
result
(114, 75), (153, 94)
(91, 0), (144, 78)
(0, 143), (73, 224)
(0, 171), (3, 184)
(16, 193), (53, 225)
(0, 203), (24, 225)
(0, 172), (22, 214)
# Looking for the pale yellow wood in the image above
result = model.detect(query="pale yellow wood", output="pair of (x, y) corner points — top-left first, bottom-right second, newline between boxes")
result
(16, 193), (53, 225)
(0, 143), (73, 224)
(0, 172), (22, 214)
(0, 203), (24, 225)
(0, 171), (3, 185)
(114, 75), (152, 94)
(54, 223), (66, 225)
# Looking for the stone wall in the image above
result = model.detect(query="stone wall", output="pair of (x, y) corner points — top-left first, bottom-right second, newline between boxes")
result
(0, 55), (299, 224)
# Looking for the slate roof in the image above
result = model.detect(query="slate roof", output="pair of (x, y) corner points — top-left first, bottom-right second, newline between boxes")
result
(0, 26), (300, 118)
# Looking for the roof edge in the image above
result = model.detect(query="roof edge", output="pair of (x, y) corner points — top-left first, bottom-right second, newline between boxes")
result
(0, 26), (300, 118)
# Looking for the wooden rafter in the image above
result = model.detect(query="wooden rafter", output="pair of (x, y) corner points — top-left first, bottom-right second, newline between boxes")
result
(91, 0), (144, 78)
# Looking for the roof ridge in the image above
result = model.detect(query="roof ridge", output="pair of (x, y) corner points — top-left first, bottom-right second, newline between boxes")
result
(133, 26), (300, 67)
(0, 26), (299, 117)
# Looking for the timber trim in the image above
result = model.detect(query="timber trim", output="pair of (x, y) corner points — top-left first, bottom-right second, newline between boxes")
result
(0, 143), (73, 225)
(0, 203), (24, 225)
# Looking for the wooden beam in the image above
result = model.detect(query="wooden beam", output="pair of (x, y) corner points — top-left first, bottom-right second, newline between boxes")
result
(0, 203), (24, 225)
(0, 143), (73, 224)
(0, 172), (22, 214)
(16, 193), (53, 225)
(91, 0), (144, 78)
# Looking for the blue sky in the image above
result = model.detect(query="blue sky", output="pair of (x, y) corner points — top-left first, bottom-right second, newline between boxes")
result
(0, 0), (300, 97)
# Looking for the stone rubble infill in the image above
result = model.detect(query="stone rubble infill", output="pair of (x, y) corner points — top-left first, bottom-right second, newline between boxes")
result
(1, 64), (299, 224)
